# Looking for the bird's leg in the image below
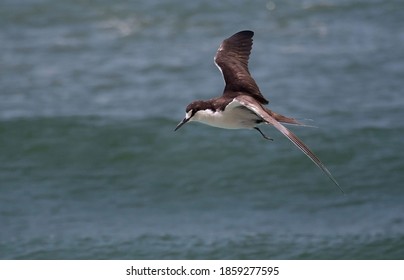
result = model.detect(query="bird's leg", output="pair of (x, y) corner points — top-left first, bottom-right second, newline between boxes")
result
(254, 127), (273, 141)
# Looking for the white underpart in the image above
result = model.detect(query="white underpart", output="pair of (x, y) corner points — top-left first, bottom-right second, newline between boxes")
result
(189, 99), (261, 129)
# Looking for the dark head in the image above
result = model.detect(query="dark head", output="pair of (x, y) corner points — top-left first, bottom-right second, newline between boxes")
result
(174, 100), (212, 131)
(174, 102), (198, 131)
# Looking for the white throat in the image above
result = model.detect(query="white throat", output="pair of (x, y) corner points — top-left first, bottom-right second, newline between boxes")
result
(190, 101), (260, 129)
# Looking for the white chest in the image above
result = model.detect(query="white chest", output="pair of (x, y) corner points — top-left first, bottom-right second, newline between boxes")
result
(192, 106), (259, 129)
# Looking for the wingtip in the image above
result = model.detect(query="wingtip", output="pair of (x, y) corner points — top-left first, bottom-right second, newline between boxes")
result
(241, 30), (254, 35)
(309, 155), (345, 194)
(232, 30), (254, 38)
(330, 177), (345, 194)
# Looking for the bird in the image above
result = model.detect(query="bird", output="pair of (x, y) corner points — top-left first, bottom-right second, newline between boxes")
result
(174, 30), (343, 193)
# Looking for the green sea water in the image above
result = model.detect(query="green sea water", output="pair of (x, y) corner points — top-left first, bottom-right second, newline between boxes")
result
(1, 0), (404, 259)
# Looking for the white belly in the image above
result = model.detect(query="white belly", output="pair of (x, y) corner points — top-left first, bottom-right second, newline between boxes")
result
(192, 106), (260, 129)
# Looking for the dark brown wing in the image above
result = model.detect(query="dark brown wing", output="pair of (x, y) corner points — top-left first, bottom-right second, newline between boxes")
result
(214, 30), (269, 104)
(235, 95), (344, 193)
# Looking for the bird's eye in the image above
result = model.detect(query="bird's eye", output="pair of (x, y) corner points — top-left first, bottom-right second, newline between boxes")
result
(186, 110), (193, 119)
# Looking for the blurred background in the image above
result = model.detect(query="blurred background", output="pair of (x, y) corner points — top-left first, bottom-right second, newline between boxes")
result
(1, 0), (403, 259)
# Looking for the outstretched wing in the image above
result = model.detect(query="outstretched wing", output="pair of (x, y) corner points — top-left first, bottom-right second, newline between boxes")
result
(235, 95), (344, 193)
(214, 31), (269, 105)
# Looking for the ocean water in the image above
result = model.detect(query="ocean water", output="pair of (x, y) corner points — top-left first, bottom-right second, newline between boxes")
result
(1, 0), (404, 259)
